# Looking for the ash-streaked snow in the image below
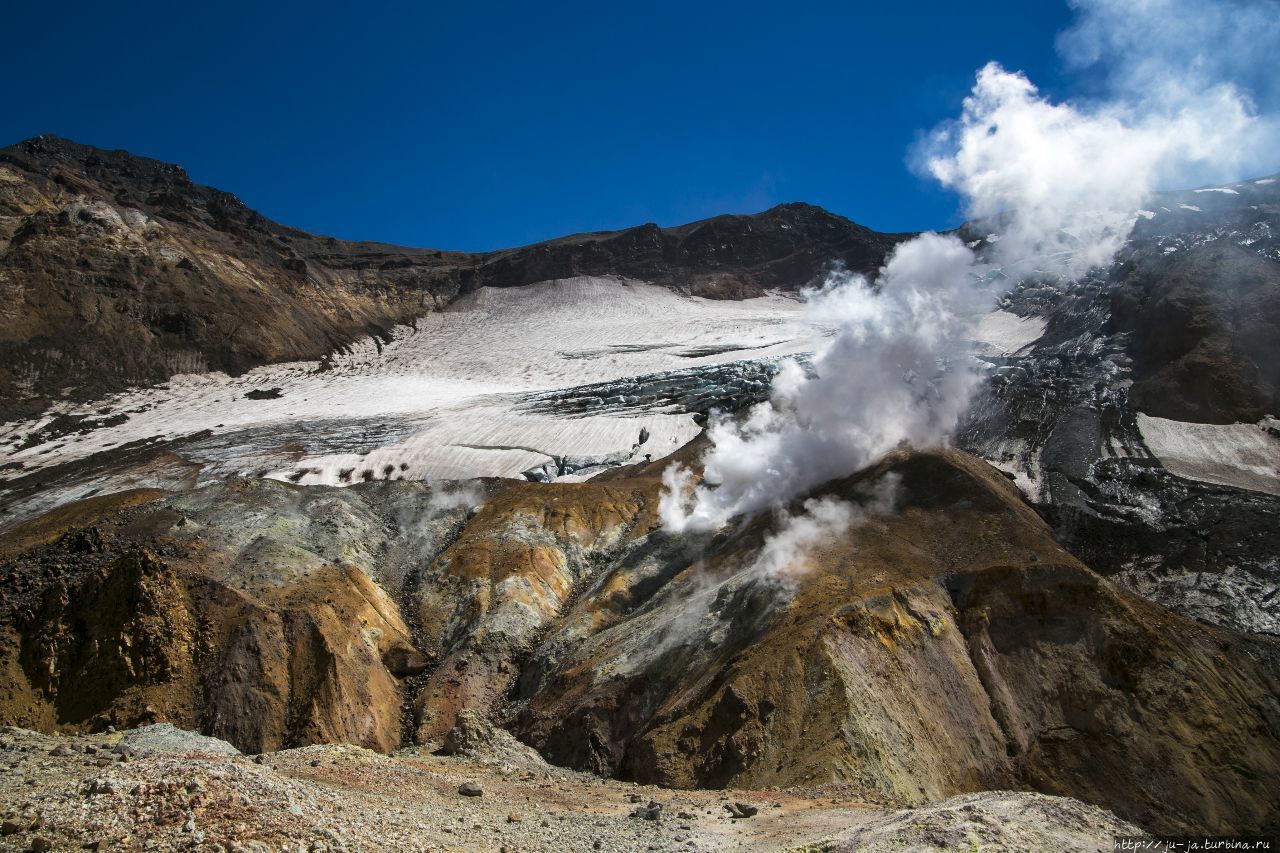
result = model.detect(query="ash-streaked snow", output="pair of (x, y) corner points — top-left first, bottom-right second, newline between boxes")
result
(1137, 413), (1280, 496)
(972, 310), (1046, 359)
(0, 278), (825, 490)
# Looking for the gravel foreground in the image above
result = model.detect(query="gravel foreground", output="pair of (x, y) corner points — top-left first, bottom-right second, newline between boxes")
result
(0, 725), (1144, 852)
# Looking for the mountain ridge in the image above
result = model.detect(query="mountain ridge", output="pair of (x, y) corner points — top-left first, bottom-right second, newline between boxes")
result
(0, 134), (904, 421)
(4, 134), (879, 253)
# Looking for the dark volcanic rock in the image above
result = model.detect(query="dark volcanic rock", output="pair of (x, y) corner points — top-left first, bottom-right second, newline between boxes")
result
(957, 177), (1280, 636)
(1112, 242), (1280, 424)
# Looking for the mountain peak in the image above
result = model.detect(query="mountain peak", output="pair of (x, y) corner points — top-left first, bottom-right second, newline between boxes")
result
(2, 134), (191, 182)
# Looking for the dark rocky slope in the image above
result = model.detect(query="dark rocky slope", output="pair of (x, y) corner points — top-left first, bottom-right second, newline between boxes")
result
(957, 175), (1280, 636)
(514, 450), (1280, 835)
(1115, 241), (1280, 424)
(0, 135), (902, 421)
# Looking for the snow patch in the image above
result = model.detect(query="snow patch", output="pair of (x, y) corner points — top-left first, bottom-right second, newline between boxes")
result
(1137, 414), (1280, 496)
(985, 443), (1044, 502)
(971, 310), (1046, 358)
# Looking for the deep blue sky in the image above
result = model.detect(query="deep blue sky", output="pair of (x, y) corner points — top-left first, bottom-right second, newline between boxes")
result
(1, 1), (1078, 251)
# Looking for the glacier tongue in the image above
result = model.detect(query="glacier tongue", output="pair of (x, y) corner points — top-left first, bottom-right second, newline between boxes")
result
(267, 407), (701, 486)
(0, 278), (829, 518)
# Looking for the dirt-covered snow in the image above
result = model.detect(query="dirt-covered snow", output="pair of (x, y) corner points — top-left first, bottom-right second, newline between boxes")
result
(971, 310), (1046, 358)
(1137, 413), (1280, 496)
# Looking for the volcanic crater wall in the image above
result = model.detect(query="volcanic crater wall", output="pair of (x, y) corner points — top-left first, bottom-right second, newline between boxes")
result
(1, 449), (1276, 835)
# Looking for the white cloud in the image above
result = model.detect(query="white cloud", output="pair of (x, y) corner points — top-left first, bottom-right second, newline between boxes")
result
(923, 61), (1262, 277)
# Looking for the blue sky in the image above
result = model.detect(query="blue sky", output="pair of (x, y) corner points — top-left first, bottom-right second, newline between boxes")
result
(2, 0), (1080, 250)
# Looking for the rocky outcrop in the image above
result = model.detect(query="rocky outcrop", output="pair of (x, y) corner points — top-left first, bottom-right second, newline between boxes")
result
(0, 478), (492, 753)
(822, 790), (1146, 852)
(114, 722), (241, 756)
(512, 451), (1280, 835)
(12, 547), (199, 733)
(1113, 241), (1280, 424)
(408, 478), (663, 741)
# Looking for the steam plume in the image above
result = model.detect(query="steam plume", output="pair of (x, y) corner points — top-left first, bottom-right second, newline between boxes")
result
(660, 233), (982, 532)
(661, 0), (1277, 536)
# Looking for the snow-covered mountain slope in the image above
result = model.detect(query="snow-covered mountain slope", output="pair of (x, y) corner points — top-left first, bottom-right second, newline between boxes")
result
(0, 274), (1042, 527)
(0, 278), (807, 490)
